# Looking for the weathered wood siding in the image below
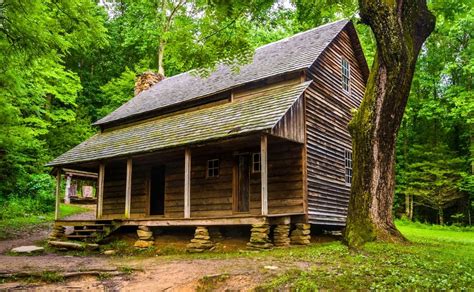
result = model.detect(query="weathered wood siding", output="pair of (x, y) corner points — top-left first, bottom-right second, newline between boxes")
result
(271, 96), (305, 143)
(102, 161), (147, 217)
(305, 29), (366, 225)
(101, 138), (304, 218)
(267, 141), (305, 214)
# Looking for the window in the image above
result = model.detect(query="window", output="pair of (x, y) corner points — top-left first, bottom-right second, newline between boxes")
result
(252, 153), (261, 173)
(207, 159), (219, 178)
(341, 58), (350, 92)
(344, 150), (353, 185)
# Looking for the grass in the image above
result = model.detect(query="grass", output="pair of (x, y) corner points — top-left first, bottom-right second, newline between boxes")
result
(255, 220), (474, 290)
(0, 204), (89, 239)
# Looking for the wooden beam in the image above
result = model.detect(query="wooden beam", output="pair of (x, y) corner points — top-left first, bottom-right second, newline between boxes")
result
(122, 216), (267, 227)
(125, 158), (132, 219)
(97, 163), (105, 219)
(184, 148), (191, 218)
(54, 169), (62, 220)
(261, 134), (268, 215)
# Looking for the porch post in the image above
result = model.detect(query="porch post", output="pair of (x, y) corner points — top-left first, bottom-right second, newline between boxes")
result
(54, 169), (62, 220)
(184, 148), (191, 218)
(97, 162), (105, 218)
(125, 158), (132, 219)
(261, 134), (268, 215)
(64, 175), (71, 204)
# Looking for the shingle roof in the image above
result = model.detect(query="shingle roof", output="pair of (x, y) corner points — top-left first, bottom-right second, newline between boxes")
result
(94, 19), (349, 126)
(47, 81), (311, 166)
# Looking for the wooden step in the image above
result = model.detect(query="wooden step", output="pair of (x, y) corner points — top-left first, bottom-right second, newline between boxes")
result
(73, 229), (106, 233)
(66, 234), (98, 239)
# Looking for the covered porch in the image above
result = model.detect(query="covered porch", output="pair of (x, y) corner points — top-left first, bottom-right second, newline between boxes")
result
(53, 134), (306, 226)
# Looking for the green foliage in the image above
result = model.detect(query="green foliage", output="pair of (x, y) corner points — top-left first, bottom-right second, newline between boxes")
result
(0, 0), (108, 197)
(398, 145), (467, 223)
(98, 68), (137, 117)
(0, 174), (55, 220)
(395, 0), (473, 225)
(0, 203), (88, 239)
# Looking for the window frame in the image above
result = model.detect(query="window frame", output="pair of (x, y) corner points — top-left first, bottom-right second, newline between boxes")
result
(251, 152), (261, 173)
(344, 149), (353, 186)
(206, 158), (220, 178)
(341, 57), (351, 93)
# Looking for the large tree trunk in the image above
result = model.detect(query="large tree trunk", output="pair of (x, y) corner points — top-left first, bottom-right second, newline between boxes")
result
(344, 0), (435, 247)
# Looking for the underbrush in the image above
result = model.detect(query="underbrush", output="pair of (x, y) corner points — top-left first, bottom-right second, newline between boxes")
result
(0, 204), (89, 239)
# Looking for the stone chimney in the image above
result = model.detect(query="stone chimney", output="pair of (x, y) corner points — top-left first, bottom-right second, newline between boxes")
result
(134, 71), (165, 95)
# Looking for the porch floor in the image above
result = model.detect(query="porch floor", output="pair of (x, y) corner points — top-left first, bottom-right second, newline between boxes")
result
(55, 213), (305, 227)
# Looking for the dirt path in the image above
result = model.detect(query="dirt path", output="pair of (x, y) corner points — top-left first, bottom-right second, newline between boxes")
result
(0, 205), (96, 254)
(1, 253), (303, 291)
(0, 207), (311, 291)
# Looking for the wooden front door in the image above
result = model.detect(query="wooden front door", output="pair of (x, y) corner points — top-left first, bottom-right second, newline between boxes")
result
(236, 155), (250, 212)
(150, 166), (165, 215)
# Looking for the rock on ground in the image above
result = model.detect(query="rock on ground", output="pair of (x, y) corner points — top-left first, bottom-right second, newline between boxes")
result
(10, 245), (44, 253)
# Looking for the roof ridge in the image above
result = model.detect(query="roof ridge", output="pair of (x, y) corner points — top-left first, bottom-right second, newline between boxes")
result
(255, 19), (348, 51)
(94, 19), (351, 126)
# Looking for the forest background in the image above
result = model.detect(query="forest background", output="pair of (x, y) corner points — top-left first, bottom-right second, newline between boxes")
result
(0, 0), (472, 226)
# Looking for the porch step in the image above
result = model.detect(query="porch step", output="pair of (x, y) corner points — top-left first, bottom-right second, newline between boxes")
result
(73, 229), (106, 233)
(66, 235), (97, 239)
(62, 221), (120, 242)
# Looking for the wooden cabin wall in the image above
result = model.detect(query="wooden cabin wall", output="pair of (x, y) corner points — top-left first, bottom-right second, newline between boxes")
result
(305, 29), (366, 225)
(102, 161), (126, 217)
(101, 139), (304, 219)
(164, 160), (185, 218)
(267, 142), (304, 214)
(102, 161), (151, 218)
(271, 96), (305, 143)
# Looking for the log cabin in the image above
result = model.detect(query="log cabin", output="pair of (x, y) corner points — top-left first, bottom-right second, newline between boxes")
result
(47, 19), (368, 247)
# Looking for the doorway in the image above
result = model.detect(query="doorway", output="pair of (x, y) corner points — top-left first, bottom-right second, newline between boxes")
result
(150, 166), (165, 215)
(236, 155), (250, 213)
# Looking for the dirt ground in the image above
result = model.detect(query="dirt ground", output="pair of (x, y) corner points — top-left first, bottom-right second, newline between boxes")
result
(0, 208), (327, 291)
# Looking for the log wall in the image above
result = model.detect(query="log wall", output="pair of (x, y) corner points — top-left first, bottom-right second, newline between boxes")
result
(305, 29), (366, 225)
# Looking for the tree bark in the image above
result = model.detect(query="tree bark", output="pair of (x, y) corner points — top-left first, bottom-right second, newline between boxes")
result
(344, 0), (435, 247)
(158, 39), (165, 76)
(438, 206), (444, 225)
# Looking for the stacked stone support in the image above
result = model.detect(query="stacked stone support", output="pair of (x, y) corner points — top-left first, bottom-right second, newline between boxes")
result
(49, 225), (65, 240)
(186, 226), (214, 253)
(290, 223), (311, 245)
(134, 225), (154, 248)
(247, 223), (273, 250)
(273, 224), (291, 247)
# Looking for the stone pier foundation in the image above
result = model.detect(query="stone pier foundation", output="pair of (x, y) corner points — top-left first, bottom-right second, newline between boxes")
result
(247, 223), (273, 250)
(273, 224), (291, 247)
(290, 223), (311, 245)
(134, 225), (154, 248)
(186, 226), (215, 253)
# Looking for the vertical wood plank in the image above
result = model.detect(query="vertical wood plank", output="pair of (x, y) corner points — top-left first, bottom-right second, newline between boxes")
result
(184, 148), (191, 218)
(302, 93), (309, 220)
(125, 158), (132, 219)
(97, 163), (105, 219)
(54, 169), (61, 220)
(261, 135), (268, 215)
(232, 159), (238, 212)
